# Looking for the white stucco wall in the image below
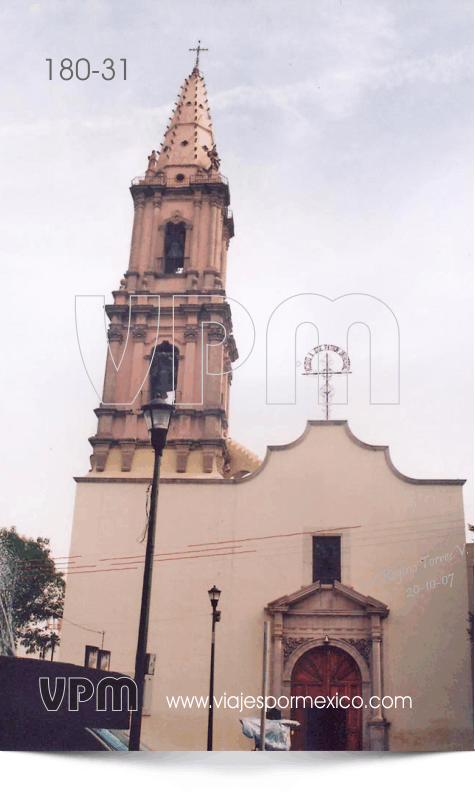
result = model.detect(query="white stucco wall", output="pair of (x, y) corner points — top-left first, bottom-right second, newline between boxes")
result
(60, 422), (472, 751)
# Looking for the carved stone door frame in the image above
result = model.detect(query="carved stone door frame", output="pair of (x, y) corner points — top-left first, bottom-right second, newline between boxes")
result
(266, 581), (390, 751)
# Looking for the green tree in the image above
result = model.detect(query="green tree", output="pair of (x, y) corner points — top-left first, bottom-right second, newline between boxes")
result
(0, 527), (65, 658)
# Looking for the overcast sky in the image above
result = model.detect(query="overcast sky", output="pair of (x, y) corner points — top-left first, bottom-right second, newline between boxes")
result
(0, 0), (473, 557)
(0, 0), (473, 794)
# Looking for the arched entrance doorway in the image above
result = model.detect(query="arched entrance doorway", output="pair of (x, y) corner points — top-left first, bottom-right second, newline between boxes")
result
(290, 645), (363, 750)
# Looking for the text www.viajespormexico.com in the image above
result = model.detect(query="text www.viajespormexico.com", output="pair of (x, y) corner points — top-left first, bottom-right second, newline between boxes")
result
(166, 694), (412, 711)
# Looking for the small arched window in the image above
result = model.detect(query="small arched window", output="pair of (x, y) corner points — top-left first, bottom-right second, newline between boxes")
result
(150, 341), (178, 399)
(164, 221), (186, 273)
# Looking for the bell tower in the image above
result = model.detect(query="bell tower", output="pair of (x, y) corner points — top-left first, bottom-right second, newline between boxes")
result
(88, 60), (256, 478)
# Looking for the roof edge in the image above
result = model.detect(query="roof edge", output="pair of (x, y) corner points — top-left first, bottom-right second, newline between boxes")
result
(75, 420), (466, 487)
(245, 420), (466, 486)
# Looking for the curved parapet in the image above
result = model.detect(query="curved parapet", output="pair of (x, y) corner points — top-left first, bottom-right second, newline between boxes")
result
(76, 420), (465, 487)
(240, 420), (466, 487)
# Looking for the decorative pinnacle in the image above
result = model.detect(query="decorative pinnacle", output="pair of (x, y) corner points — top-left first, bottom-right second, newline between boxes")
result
(189, 40), (208, 70)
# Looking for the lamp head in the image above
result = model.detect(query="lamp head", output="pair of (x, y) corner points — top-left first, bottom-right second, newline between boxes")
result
(208, 585), (221, 606)
(141, 397), (174, 453)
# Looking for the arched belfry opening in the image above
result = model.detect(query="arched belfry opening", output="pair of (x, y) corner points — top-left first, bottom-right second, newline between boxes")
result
(150, 341), (179, 399)
(164, 221), (186, 273)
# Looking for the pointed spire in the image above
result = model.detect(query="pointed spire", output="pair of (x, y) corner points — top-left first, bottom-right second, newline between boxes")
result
(156, 67), (219, 173)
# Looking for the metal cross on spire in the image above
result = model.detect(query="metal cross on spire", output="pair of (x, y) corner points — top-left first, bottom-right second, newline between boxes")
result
(302, 345), (352, 421)
(189, 40), (208, 69)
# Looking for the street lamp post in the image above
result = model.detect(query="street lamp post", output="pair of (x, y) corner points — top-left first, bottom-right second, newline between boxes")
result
(128, 397), (174, 752)
(207, 585), (221, 751)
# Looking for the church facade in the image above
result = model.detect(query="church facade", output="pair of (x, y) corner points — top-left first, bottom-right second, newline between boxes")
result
(60, 61), (473, 752)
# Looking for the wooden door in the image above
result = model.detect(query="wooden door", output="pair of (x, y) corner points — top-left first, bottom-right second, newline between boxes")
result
(290, 646), (362, 750)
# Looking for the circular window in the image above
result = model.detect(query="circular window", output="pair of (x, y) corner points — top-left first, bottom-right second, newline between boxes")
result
(180, 140), (189, 147)
(175, 173), (185, 182)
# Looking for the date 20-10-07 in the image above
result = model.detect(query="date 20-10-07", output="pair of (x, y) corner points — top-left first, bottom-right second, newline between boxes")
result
(406, 573), (454, 598)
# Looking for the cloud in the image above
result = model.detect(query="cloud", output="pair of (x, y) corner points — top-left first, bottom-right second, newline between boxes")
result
(0, 104), (173, 139)
(210, 48), (471, 124)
